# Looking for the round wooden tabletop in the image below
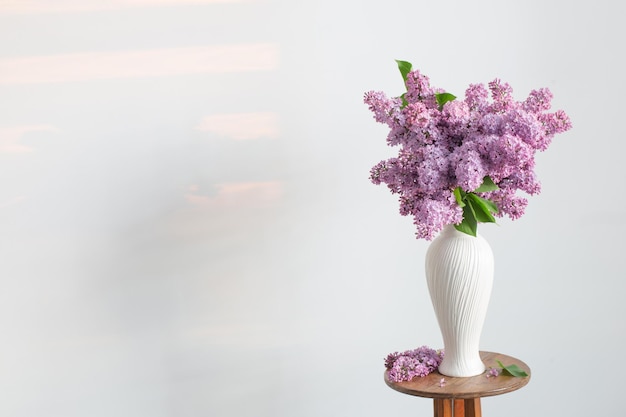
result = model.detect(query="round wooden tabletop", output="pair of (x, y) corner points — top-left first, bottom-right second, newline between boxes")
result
(384, 351), (531, 400)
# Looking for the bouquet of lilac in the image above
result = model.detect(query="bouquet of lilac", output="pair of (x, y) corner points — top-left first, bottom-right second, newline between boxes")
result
(365, 61), (572, 240)
(385, 346), (444, 382)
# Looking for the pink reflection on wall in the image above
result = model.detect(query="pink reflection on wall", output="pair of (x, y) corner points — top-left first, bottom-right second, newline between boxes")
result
(0, 195), (27, 209)
(0, 44), (279, 85)
(0, 0), (254, 14)
(195, 112), (279, 140)
(185, 181), (283, 208)
(0, 125), (58, 153)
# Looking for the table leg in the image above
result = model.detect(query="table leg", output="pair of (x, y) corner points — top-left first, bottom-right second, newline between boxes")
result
(463, 398), (481, 417)
(434, 398), (452, 417)
(433, 398), (481, 417)
(454, 399), (465, 416)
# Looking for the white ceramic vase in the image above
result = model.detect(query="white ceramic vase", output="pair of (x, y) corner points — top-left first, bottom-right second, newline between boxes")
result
(425, 225), (494, 377)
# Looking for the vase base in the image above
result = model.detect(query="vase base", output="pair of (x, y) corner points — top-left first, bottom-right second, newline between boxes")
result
(438, 359), (486, 378)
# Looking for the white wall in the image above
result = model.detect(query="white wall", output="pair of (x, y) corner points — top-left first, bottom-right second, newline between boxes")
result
(0, 0), (623, 416)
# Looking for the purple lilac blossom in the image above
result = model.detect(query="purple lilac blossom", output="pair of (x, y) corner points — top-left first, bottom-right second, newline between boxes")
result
(365, 70), (572, 240)
(385, 346), (444, 383)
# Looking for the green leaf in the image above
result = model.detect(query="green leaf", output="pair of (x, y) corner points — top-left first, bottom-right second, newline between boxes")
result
(482, 198), (499, 214)
(395, 60), (412, 85)
(467, 198), (494, 223)
(435, 92), (456, 110)
(453, 187), (466, 207)
(470, 193), (499, 214)
(455, 204), (477, 236)
(454, 220), (475, 236)
(474, 176), (499, 193)
(497, 361), (528, 377)
(400, 92), (408, 108)
(466, 194), (497, 223)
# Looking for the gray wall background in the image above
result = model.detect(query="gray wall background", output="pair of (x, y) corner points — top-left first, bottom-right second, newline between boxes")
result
(0, 0), (622, 416)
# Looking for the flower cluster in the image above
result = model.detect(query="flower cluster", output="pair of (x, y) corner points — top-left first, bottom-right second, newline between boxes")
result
(385, 346), (444, 382)
(365, 62), (572, 240)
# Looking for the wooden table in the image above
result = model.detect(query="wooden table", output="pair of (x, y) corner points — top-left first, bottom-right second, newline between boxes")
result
(384, 351), (530, 417)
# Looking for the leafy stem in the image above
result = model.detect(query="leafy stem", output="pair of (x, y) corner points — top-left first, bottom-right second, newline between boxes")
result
(496, 360), (529, 377)
(453, 176), (499, 237)
(395, 59), (412, 87)
(395, 59), (456, 109)
(435, 92), (456, 110)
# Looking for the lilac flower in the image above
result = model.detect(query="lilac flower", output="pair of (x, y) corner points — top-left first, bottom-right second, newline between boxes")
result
(465, 83), (489, 111)
(450, 144), (485, 192)
(488, 79), (514, 112)
(363, 91), (400, 126)
(405, 70), (436, 105)
(523, 88), (553, 112)
(385, 346), (444, 383)
(486, 367), (500, 378)
(365, 65), (572, 239)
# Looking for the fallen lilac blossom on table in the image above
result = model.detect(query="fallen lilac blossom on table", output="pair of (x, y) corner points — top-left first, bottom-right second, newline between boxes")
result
(385, 346), (444, 382)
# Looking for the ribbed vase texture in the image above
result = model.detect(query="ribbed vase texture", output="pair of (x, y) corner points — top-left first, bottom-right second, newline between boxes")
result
(425, 225), (494, 377)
